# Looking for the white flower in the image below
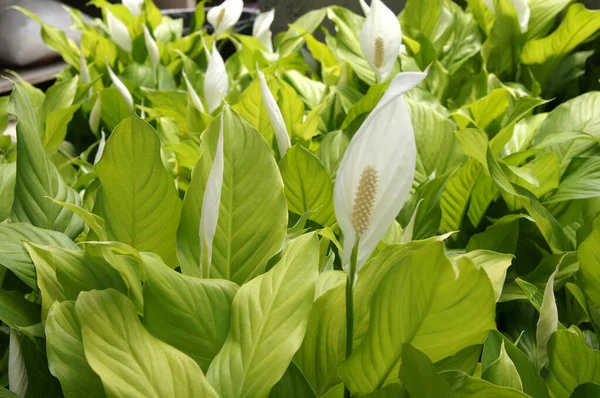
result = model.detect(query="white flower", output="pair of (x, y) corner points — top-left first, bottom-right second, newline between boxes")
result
(123, 0), (143, 17)
(89, 96), (101, 136)
(253, 9), (274, 53)
(360, 0), (402, 82)
(79, 51), (90, 84)
(94, 130), (107, 165)
(143, 25), (160, 67)
(106, 10), (132, 52)
(359, 0), (370, 15)
(199, 109), (226, 277)
(334, 71), (427, 275)
(183, 71), (206, 113)
(483, 0), (530, 33)
(207, 0), (244, 37)
(204, 45), (229, 114)
(257, 67), (290, 157)
(107, 64), (134, 113)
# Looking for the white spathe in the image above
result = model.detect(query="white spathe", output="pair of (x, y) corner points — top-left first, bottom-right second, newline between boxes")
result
(359, 0), (370, 15)
(207, 0), (244, 37)
(106, 10), (132, 52)
(360, 0), (402, 83)
(183, 71), (206, 113)
(483, 0), (530, 33)
(253, 9), (275, 53)
(107, 64), (134, 113)
(199, 109), (226, 277)
(123, 0), (143, 17)
(257, 68), (290, 157)
(334, 71), (427, 275)
(204, 45), (229, 113)
(143, 25), (160, 67)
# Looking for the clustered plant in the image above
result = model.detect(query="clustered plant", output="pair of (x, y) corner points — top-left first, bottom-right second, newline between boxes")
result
(1, 0), (600, 396)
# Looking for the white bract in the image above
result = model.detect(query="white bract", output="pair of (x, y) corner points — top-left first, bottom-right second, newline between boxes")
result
(183, 71), (206, 113)
(204, 45), (229, 113)
(359, 0), (370, 15)
(143, 25), (160, 67)
(483, 0), (530, 33)
(199, 110), (226, 278)
(257, 68), (290, 157)
(107, 64), (134, 113)
(334, 71), (428, 275)
(253, 9), (275, 53)
(207, 0), (244, 37)
(123, 0), (143, 17)
(360, 0), (402, 82)
(106, 10), (132, 52)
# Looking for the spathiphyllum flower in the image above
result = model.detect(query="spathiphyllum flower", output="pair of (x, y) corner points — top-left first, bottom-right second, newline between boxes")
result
(143, 25), (160, 67)
(360, 0), (402, 83)
(107, 64), (134, 113)
(253, 9), (275, 53)
(199, 110), (226, 278)
(334, 71), (427, 275)
(483, 0), (530, 33)
(183, 71), (206, 113)
(106, 10), (132, 52)
(204, 45), (229, 113)
(257, 68), (290, 157)
(359, 0), (370, 15)
(207, 0), (244, 37)
(123, 0), (143, 17)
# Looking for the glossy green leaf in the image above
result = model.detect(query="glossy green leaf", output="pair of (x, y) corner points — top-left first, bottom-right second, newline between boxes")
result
(399, 344), (454, 398)
(206, 234), (319, 398)
(0, 163), (16, 222)
(578, 215), (600, 308)
(94, 116), (182, 267)
(76, 289), (218, 398)
(482, 341), (523, 391)
(441, 371), (530, 397)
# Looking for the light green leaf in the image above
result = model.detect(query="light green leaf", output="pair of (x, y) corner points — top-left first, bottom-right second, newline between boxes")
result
(441, 160), (483, 232)
(482, 341), (523, 391)
(46, 301), (105, 398)
(94, 116), (182, 267)
(578, 215), (600, 308)
(339, 241), (496, 395)
(207, 234), (319, 398)
(294, 283), (346, 396)
(466, 214), (524, 254)
(441, 371), (530, 397)
(533, 93), (600, 171)
(399, 344), (454, 398)
(454, 250), (513, 302)
(100, 87), (132, 133)
(278, 83), (305, 139)
(142, 253), (238, 371)
(278, 8), (327, 57)
(401, 0), (443, 39)
(341, 84), (387, 130)
(527, 0), (571, 40)
(0, 288), (39, 329)
(269, 362), (317, 398)
(547, 157), (600, 203)
(521, 4), (600, 85)
(76, 289), (218, 398)
(9, 84), (84, 239)
(232, 78), (277, 146)
(317, 130), (350, 179)
(283, 71), (327, 110)
(280, 145), (335, 226)
(0, 163), (16, 222)
(546, 327), (600, 398)
(536, 266), (559, 370)
(482, 0), (523, 79)
(43, 105), (79, 153)
(177, 107), (287, 283)
(0, 223), (77, 288)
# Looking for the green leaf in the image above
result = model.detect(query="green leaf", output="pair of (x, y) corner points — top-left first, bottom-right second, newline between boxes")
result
(269, 362), (317, 398)
(466, 215), (523, 254)
(0, 288), (40, 329)
(232, 78), (277, 146)
(94, 116), (182, 267)
(100, 87), (132, 132)
(441, 160), (483, 232)
(453, 250), (513, 302)
(399, 344), (454, 398)
(482, 341), (523, 391)
(546, 327), (600, 398)
(341, 84), (387, 130)
(521, 4), (600, 85)
(206, 234), (319, 398)
(401, 0), (442, 39)
(441, 371), (531, 397)
(527, 0), (571, 40)
(339, 241), (496, 395)
(533, 93), (600, 171)
(278, 83), (306, 139)
(43, 105), (80, 153)
(278, 8), (327, 57)
(76, 289), (218, 398)
(177, 107), (287, 283)
(317, 130), (350, 179)
(283, 71), (327, 110)
(547, 157), (600, 203)
(294, 284), (346, 396)
(578, 215), (600, 308)
(570, 383), (600, 398)
(537, 267), (559, 370)
(0, 223), (77, 288)
(142, 253), (238, 371)
(0, 163), (16, 222)
(482, 330), (549, 398)
(45, 301), (105, 398)
(9, 84), (84, 239)
(280, 145), (335, 227)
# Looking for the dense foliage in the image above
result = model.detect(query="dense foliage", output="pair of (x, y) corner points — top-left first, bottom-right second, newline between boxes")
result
(1, 0), (600, 396)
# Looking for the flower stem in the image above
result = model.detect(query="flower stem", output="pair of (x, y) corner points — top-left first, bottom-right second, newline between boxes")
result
(344, 238), (360, 398)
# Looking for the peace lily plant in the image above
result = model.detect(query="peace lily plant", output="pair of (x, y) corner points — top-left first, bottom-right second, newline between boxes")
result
(1, 0), (600, 396)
